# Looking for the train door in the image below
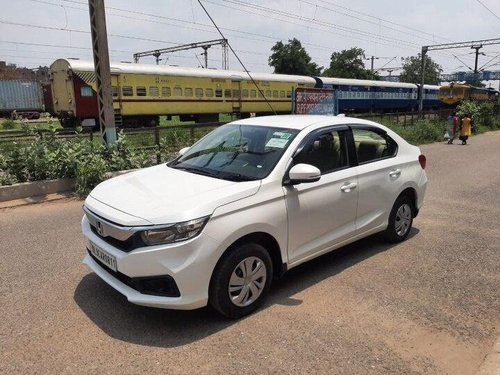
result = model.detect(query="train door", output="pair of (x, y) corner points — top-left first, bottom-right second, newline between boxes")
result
(231, 80), (242, 114)
(111, 74), (122, 127)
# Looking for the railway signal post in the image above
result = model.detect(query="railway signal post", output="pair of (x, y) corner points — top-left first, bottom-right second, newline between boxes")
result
(88, 0), (116, 145)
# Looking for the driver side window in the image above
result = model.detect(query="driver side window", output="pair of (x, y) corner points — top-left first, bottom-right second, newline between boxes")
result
(294, 130), (347, 174)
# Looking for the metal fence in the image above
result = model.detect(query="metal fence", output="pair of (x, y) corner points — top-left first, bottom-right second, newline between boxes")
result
(0, 110), (449, 162)
(0, 122), (224, 163)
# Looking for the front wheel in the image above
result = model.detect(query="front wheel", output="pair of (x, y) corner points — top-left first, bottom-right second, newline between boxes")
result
(209, 243), (272, 319)
(384, 195), (414, 243)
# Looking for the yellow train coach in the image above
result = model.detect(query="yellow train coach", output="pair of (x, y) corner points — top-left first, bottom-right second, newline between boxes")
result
(50, 58), (316, 127)
(438, 83), (498, 107)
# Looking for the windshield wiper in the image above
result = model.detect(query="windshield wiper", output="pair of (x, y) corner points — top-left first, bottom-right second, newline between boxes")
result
(216, 171), (259, 182)
(171, 165), (217, 177)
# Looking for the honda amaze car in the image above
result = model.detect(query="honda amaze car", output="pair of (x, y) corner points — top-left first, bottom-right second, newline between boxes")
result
(82, 115), (427, 318)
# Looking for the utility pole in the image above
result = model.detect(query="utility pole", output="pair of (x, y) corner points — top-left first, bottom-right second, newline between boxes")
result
(471, 45), (483, 73)
(201, 46), (210, 68)
(419, 47), (427, 115)
(88, 0), (116, 144)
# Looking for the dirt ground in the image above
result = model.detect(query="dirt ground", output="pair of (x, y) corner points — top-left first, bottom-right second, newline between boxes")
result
(1, 131), (499, 374)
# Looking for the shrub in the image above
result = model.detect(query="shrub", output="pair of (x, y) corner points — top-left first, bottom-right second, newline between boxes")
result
(1, 119), (17, 130)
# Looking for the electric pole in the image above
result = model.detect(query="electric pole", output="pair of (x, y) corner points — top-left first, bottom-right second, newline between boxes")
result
(471, 45), (483, 73)
(88, 0), (116, 144)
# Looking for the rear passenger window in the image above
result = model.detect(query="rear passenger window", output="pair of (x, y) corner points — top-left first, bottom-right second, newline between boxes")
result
(195, 88), (203, 98)
(205, 88), (214, 97)
(352, 128), (397, 164)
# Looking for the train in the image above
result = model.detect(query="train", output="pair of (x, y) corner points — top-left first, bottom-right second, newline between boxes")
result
(48, 58), (445, 128)
(0, 79), (45, 119)
(438, 83), (499, 106)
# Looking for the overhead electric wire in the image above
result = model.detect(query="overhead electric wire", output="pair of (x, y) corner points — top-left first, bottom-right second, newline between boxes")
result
(207, 0), (475, 63)
(312, 0), (453, 42)
(299, 0), (442, 45)
(475, 0), (500, 23)
(197, 0), (276, 114)
(212, 0), (419, 49)
(479, 52), (500, 70)
(6, 0), (484, 73)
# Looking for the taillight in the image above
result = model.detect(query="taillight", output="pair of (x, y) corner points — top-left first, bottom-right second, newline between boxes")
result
(419, 154), (426, 169)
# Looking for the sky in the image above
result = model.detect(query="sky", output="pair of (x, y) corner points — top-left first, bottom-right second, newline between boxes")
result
(1, 0), (500, 85)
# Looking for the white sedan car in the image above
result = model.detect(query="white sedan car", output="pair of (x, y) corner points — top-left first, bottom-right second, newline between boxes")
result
(82, 115), (427, 318)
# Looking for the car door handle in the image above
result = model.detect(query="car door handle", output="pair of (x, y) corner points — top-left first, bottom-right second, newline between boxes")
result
(389, 169), (401, 178)
(340, 182), (357, 192)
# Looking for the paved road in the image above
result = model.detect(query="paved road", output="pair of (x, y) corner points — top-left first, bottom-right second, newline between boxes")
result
(1, 131), (499, 375)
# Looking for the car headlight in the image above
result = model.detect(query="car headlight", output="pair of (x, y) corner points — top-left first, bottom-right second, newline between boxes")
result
(140, 216), (210, 246)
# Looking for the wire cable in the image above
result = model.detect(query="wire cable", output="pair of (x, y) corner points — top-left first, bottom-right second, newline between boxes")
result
(197, 0), (276, 115)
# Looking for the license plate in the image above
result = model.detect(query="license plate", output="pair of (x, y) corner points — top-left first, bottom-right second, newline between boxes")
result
(89, 241), (117, 272)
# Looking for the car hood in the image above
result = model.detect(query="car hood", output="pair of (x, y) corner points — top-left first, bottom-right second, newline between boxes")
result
(86, 164), (261, 225)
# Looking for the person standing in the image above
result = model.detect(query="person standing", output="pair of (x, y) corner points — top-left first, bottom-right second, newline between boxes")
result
(446, 112), (458, 144)
(459, 114), (472, 145)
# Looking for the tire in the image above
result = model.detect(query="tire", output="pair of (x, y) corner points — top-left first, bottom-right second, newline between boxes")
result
(209, 243), (272, 319)
(384, 195), (414, 243)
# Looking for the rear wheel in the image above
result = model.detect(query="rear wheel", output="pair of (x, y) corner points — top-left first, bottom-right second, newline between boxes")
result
(384, 195), (414, 243)
(209, 243), (272, 319)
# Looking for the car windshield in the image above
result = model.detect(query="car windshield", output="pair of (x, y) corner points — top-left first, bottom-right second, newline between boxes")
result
(169, 124), (299, 181)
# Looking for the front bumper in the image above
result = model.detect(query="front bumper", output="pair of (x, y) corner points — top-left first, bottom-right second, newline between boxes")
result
(81, 215), (222, 310)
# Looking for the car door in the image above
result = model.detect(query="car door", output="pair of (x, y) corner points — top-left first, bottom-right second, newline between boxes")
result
(350, 126), (404, 235)
(284, 127), (359, 265)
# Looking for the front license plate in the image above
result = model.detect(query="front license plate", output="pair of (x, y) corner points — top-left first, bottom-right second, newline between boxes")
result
(89, 241), (117, 272)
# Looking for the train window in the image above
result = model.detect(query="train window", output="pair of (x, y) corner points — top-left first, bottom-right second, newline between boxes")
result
(174, 87), (182, 96)
(280, 91), (285, 98)
(149, 87), (159, 97)
(242, 89), (249, 98)
(80, 86), (93, 97)
(205, 88), (214, 97)
(162, 87), (171, 97)
(224, 89), (231, 98)
(195, 88), (203, 98)
(265, 90), (271, 98)
(215, 89), (223, 98)
(185, 88), (193, 97)
(250, 90), (256, 98)
(272, 90), (278, 98)
(286, 91), (292, 98)
(232, 90), (240, 98)
(112, 86), (119, 97)
(258, 91), (264, 98)
(136, 86), (147, 96)
(122, 86), (133, 96)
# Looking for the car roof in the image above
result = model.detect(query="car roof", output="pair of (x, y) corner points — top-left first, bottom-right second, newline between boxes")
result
(228, 115), (378, 131)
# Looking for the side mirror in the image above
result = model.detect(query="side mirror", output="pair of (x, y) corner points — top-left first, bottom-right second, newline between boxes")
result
(287, 163), (321, 185)
(178, 147), (190, 156)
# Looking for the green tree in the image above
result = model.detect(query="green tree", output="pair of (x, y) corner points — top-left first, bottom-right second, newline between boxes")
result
(400, 54), (442, 85)
(323, 47), (379, 80)
(268, 38), (322, 75)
